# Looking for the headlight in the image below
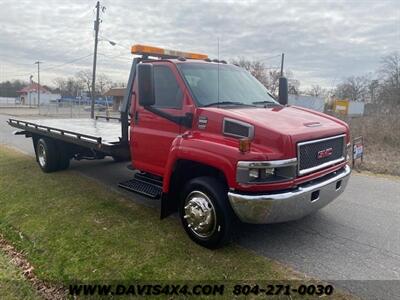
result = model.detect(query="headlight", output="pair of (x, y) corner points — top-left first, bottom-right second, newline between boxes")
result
(249, 168), (260, 178)
(237, 159), (297, 184)
(346, 143), (351, 161)
(265, 168), (275, 176)
(248, 167), (276, 179)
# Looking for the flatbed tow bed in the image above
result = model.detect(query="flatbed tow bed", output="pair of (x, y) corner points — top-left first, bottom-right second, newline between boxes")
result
(7, 117), (130, 159)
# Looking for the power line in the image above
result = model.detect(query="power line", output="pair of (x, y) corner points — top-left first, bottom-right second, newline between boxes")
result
(1, 54), (93, 79)
(0, 58), (34, 66)
(258, 54), (281, 62)
(261, 66), (280, 70)
(2, 72), (33, 79)
(42, 54), (93, 71)
(98, 52), (131, 62)
(77, 7), (94, 20)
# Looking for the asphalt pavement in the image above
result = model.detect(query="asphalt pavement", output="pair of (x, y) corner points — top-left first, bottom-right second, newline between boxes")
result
(0, 113), (399, 299)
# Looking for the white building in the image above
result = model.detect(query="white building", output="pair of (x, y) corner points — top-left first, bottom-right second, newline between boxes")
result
(17, 82), (60, 106)
(288, 94), (325, 112)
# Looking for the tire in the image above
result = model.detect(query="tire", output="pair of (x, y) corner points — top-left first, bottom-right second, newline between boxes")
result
(35, 138), (60, 173)
(179, 176), (234, 249)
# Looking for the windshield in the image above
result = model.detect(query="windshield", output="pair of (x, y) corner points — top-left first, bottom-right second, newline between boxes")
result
(178, 62), (278, 107)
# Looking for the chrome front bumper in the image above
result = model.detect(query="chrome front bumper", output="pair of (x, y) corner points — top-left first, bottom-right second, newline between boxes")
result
(228, 165), (351, 224)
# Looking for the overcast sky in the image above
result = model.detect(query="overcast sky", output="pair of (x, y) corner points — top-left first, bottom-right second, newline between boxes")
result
(0, 0), (399, 89)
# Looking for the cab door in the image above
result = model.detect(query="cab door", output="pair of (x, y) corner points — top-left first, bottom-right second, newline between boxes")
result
(130, 62), (186, 176)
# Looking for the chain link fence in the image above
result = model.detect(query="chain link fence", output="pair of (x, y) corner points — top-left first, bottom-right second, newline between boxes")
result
(38, 101), (91, 118)
(0, 97), (120, 119)
(37, 99), (120, 118)
(0, 97), (20, 106)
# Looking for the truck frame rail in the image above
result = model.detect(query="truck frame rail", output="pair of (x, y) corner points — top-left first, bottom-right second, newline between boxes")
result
(7, 118), (130, 158)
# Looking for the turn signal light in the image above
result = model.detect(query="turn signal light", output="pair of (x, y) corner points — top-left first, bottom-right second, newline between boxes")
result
(131, 44), (208, 60)
(239, 138), (251, 153)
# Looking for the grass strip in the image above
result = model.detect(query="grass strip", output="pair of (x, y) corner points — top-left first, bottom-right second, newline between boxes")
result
(0, 146), (353, 299)
(0, 243), (41, 300)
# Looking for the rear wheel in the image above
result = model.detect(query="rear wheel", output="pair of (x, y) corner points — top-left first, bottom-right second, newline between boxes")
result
(180, 176), (234, 249)
(35, 138), (60, 173)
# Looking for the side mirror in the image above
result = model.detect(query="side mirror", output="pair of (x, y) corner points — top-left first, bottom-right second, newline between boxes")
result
(138, 63), (155, 107)
(278, 77), (288, 105)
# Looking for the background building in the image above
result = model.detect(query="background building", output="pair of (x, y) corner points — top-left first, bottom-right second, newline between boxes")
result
(17, 82), (60, 106)
(103, 87), (125, 111)
(288, 94), (325, 112)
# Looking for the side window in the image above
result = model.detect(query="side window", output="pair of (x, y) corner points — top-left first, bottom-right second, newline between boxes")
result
(154, 65), (183, 109)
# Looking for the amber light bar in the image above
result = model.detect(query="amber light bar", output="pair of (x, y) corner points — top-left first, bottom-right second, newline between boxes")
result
(131, 44), (208, 60)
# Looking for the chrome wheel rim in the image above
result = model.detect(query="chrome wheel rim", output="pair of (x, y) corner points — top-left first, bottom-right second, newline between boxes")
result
(38, 143), (46, 167)
(184, 190), (217, 239)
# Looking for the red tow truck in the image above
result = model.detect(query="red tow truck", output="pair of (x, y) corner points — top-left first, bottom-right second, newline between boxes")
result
(8, 45), (351, 248)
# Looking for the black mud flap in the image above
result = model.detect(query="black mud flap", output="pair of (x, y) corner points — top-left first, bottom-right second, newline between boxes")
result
(160, 192), (178, 219)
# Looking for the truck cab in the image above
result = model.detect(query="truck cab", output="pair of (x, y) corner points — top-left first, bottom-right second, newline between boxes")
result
(8, 44), (351, 249)
(126, 45), (351, 248)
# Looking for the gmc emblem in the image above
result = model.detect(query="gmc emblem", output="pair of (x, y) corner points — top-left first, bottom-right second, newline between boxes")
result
(317, 148), (333, 159)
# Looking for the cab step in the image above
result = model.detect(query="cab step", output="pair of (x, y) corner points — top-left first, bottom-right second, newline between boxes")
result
(118, 173), (162, 199)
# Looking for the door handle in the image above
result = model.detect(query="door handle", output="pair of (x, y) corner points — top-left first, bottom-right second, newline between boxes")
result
(134, 111), (139, 123)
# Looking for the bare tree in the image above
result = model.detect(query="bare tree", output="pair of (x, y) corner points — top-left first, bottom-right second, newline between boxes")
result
(266, 69), (281, 96)
(378, 52), (400, 106)
(96, 73), (112, 95)
(286, 70), (300, 95)
(335, 75), (370, 102)
(111, 81), (126, 88)
(231, 57), (268, 86)
(0, 80), (27, 97)
(231, 57), (300, 97)
(379, 52), (400, 88)
(368, 79), (380, 104)
(305, 85), (326, 97)
(76, 70), (93, 96)
(60, 77), (83, 98)
(53, 77), (67, 95)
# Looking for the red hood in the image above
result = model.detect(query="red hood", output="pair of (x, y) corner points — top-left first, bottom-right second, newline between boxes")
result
(199, 105), (348, 159)
(220, 106), (346, 135)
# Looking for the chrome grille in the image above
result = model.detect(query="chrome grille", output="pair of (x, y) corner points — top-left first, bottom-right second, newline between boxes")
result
(297, 134), (345, 175)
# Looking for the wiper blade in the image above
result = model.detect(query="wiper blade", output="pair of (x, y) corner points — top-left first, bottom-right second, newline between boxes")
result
(252, 100), (279, 105)
(203, 101), (255, 107)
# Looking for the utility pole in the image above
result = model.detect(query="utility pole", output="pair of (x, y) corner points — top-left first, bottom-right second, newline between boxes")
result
(34, 61), (41, 107)
(280, 53), (285, 77)
(91, 1), (101, 119)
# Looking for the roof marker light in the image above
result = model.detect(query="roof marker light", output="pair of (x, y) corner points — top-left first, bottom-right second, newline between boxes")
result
(131, 44), (208, 60)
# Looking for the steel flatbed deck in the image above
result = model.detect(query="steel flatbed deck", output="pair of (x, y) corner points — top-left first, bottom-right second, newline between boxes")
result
(8, 117), (130, 157)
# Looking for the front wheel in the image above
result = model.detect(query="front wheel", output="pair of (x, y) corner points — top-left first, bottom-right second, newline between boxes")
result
(180, 176), (234, 249)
